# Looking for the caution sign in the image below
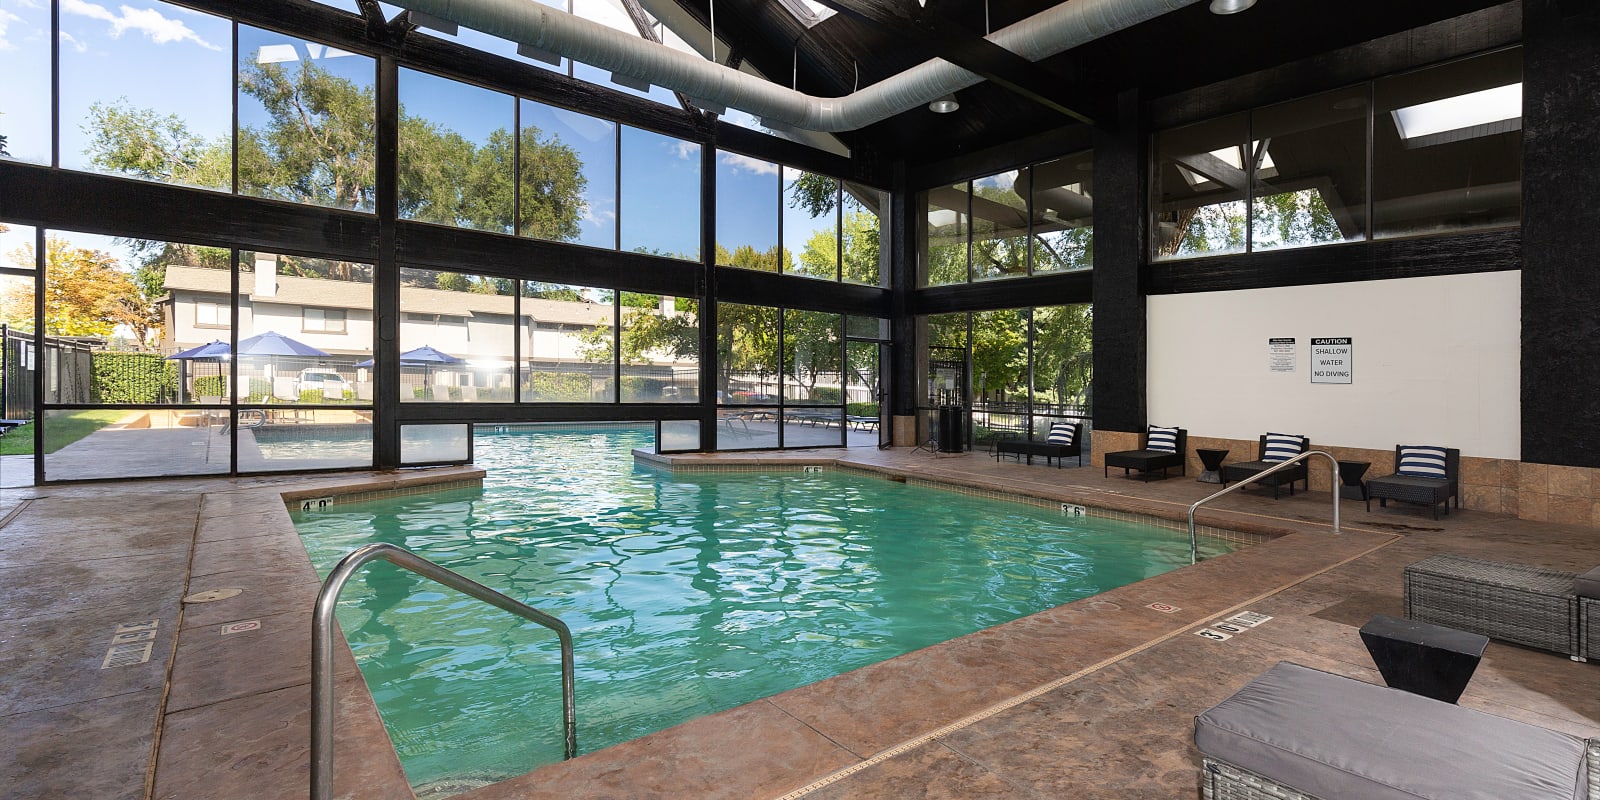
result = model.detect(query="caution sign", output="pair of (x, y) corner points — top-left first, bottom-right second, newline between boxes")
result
(1311, 337), (1352, 384)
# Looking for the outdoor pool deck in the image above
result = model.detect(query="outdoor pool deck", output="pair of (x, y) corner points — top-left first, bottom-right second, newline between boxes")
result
(2, 446), (1597, 799)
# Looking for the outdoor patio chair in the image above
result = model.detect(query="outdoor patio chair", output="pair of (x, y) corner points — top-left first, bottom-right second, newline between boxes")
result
(1367, 445), (1460, 519)
(1405, 553), (1600, 661)
(993, 421), (1082, 468)
(1103, 425), (1185, 481)
(1218, 433), (1309, 498)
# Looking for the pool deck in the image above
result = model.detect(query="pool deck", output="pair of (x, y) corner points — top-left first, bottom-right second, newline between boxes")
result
(3, 446), (1598, 799)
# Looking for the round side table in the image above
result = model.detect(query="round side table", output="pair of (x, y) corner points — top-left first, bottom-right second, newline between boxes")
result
(1197, 448), (1229, 484)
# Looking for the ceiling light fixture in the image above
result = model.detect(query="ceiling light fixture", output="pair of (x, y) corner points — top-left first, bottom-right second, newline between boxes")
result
(1208, 0), (1256, 14)
(929, 94), (959, 114)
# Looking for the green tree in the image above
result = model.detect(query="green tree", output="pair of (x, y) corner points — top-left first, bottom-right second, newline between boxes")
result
(434, 272), (471, 292)
(84, 99), (231, 189)
(237, 58), (377, 209)
(4, 238), (151, 340)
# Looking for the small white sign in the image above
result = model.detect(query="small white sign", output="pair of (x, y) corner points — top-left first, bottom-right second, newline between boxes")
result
(1311, 337), (1353, 384)
(1147, 602), (1181, 614)
(1195, 628), (1233, 641)
(1226, 611), (1274, 627)
(221, 620), (261, 636)
(1268, 337), (1296, 372)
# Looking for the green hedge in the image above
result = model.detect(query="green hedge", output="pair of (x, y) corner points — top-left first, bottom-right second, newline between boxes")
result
(521, 371), (594, 402)
(811, 386), (843, 404)
(847, 402), (879, 417)
(193, 374), (226, 399)
(92, 351), (178, 403)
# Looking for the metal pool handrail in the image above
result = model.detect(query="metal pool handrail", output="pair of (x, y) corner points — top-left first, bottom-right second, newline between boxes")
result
(311, 542), (576, 800)
(1187, 450), (1342, 564)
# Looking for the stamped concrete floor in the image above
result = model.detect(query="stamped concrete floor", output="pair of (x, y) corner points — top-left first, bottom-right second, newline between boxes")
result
(2, 446), (1598, 800)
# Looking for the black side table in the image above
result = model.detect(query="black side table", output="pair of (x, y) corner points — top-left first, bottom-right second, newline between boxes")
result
(1359, 614), (1488, 704)
(1196, 448), (1228, 484)
(1337, 460), (1371, 500)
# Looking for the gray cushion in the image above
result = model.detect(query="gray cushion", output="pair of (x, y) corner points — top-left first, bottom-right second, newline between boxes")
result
(1195, 661), (1589, 800)
(1576, 565), (1600, 599)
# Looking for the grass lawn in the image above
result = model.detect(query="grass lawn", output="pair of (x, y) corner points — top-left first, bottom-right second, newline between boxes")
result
(0, 410), (130, 456)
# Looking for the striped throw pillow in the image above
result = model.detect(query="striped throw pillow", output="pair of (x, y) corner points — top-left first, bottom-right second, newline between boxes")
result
(1263, 433), (1304, 462)
(1397, 446), (1449, 478)
(1146, 426), (1178, 453)
(1047, 422), (1075, 446)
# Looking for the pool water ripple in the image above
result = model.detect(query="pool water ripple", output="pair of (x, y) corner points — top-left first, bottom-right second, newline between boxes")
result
(294, 426), (1233, 793)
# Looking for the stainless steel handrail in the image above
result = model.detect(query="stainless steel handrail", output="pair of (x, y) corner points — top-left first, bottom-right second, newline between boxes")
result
(1187, 449), (1342, 564)
(311, 542), (576, 800)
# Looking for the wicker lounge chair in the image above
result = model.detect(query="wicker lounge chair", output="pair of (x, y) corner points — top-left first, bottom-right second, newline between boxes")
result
(1196, 661), (1600, 800)
(993, 421), (1082, 468)
(1367, 445), (1459, 519)
(1405, 553), (1600, 661)
(1218, 433), (1308, 498)
(1102, 426), (1185, 481)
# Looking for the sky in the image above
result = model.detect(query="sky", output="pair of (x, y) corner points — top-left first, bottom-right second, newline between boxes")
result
(0, 0), (847, 272)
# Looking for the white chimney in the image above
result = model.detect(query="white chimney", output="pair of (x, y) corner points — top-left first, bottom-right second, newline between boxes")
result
(660, 295), (674, 318)
(254, 254), (278, 298)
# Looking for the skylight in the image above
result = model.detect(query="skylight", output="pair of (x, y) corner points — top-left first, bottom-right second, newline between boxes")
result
(1391, 83), (1522, 140)
(777, 0), (837, 27)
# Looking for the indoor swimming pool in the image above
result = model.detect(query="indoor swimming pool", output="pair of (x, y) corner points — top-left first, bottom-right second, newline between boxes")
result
(292, 424), (1235, 794)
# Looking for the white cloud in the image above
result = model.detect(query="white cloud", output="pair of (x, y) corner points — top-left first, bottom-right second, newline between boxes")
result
(670, 140), (699, 161)
(59, 29), (88, 53)
(62, 0), (222, 51)
(716, 151), (779, 176)
(0, 9), (21, 52)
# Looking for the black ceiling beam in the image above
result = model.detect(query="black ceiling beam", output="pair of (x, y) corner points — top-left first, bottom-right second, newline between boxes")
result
(804, 0), (1107, 125)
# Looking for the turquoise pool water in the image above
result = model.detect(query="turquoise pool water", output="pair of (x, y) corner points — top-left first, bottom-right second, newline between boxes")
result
(292, 425), (1235, 793)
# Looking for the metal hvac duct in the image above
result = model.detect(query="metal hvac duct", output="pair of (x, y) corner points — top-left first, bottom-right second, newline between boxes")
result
(394, 0), (1201, 132)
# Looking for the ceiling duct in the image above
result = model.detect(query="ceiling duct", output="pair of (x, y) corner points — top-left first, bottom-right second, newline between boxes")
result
(394, 0), (1201, 132)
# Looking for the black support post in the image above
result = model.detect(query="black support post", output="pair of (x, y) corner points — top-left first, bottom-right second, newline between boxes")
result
(373, 53), (402, 469)
(1090, 88), (1147, 435)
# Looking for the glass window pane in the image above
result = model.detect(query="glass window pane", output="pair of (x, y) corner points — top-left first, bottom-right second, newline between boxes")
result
(783, 408), (843, 447)
(845, 340), (881, 436)
(1, 223), (37, 270)
(399, 269), (515, 402)
(398, 68), (515, 233)
(242, 410), (371, 471)
(410, 2), (570, 73)
(971, 307), (1027, 417)
(714, 150), (779, 271)
(60, 0), (232, 190)
(0, 0), (51, 164)
(921, 184), (970, 286)
(1374, 48), (1521, 238)
(1030, 304), (1093, 418)
(571, 0), (678, 106)
(40, 408), (228, 480)
(657, 419), (700, 453)
(783, 310), (840, 406)
(620, 293), (698, 402)
(1251, 87), (1368, 250)
(1029, 156), (1094, 273)
(519, 282), (614, 402)
(970, 171), (1029, 281)
(237, 252), (374, 406)
(521, 100), (616, 248)
(401, 423), (470, 463)
(840, 182), (885, 286)
(783, 168), (838, 280)
(717, 303), (777, 405)
(238, 26), (377, 212)
(1153, 113), (1249, 260)
(620, 127), (700, 260)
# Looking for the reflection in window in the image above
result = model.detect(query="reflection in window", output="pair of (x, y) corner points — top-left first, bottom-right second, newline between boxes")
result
(717, 303), (778, 405)
(59, 0), (231, 190)
(238, 26), (377, 212)
(0, 0), (51, 164)
(0, 223), (38, 271)
(1153, 114), (1250, 259)
(840, 183), (886, 286)
(522, 100), (616, 248)
(237, 252), (373, 405)
(399, 269), (515, 402)
(242, 411), (372, 471)
(783, 169), (838, 279)
(922, 184), (971, 286)
(1028, 157), (1093, 273)
(1030, 304), (1093, 419)
(1374, 49), (1521, 238)
(1252, 87), (1368, 251)
(783, 310), (840, 406)
(620, 294), (699, 402)
(970, 171), (1030, 281)
(715, 150), (780, 271)
(520, 282), (615, 402)
(398, 68), (515, 233)
(620, 127), (700, 260)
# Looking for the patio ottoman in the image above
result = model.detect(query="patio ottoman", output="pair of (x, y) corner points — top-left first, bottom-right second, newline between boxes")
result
(1195, 661), (1595, 800)
(1404, 554), (1581, 658)
(1581, 566), (1600, 661)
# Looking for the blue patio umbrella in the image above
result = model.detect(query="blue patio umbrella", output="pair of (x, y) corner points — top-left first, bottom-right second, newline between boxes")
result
(235, 330), (330, 357)
(354, 345), (465, 368)
(166, 340), (231, 360)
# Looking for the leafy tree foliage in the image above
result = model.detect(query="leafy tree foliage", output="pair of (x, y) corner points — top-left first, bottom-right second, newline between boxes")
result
(2, 238), (152, 340)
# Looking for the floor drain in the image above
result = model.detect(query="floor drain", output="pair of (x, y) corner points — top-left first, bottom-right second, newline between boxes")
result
(183, 588), (243, 603)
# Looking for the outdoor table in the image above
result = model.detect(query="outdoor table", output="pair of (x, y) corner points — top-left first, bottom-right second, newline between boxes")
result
(1197, 448), (1228, 484)
(1338, 460), (1371, 500)
(1359, 613), (1487, 704)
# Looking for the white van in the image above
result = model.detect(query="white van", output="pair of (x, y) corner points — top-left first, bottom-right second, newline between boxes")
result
(295, 369), (350, 399)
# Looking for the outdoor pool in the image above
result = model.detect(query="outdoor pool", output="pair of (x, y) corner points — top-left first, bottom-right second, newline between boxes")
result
(292, 425), (1234, 795)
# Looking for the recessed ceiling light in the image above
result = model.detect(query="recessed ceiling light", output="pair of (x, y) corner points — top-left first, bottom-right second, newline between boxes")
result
(1209, 0), (1256, 14)
(929, 94), (960, 114)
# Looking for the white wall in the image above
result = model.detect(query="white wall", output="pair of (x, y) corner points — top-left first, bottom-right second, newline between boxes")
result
(1146, 271), (1520, 459)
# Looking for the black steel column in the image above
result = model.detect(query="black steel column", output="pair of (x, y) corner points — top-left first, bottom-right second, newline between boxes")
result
(373, 52), (402, 469)
(698, 138), (718, 451)
(1521, 0), (1600, 467)
(887, 160), (916, 423)
(1090, 88), (1147, 435)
